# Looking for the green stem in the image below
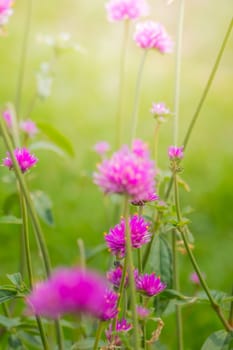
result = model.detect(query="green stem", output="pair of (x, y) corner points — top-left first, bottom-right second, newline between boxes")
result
(93, 321), (104, 350)
(15, 0), (33, 117)
(173, 174), (183, 350)
(183, 18), (233, 150)
(164, 18), (233, 202)
(142, 212), (161, 270)
(20, 187), (49, 350)
(228, 284), (233, 327)
(54, 320), (64, 350)
(0, 118), (64, 349)
(153, 122), (160, 164)
(77, 239), (86, 270)
(173, 0), (185, 146)
(173, 173), (232, 332)
(130, 50), (148, 143)
(123, 196), (140, 349)
(116, 20), (130, 148)
(112, 258), (127, 330)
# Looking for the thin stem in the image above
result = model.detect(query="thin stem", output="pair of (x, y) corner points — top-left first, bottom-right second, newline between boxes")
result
(173, 0), (185, 146)
(228, 284), (233, 327)
(77, 239), (86, 270)
(142, 212), (161, 270)
(123, 196), (140, 349)
(15, 0), (33, 117)
(112, 258), (127, 331)
(153, 122), (160, 163)
(173, 172), (232, 332)
(130, 50), (148, 143)
(93, 321), (104, 350)
(164, 18), (233, 201)
(183, 18), (233, 150)
(54, 320), (64, 350)
(173, 174), (183, 350)
(0, 118), (64, 349)
(116, 20), (130, 148)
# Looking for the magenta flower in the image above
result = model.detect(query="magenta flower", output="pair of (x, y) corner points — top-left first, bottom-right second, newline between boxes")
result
(26, 268), (108, 319)
(93, 141), (110, 156)
(106, 0), (149, 22)
(20, 120), (38, 137)
(107, 265), (128, 288)
(0, 0), (13, 27)
(136, 272), (166, 297)
(132, 138), (149, 158)
(2, 109), (12, 128)
(168, 145), (184, 160)
(106, 318), (132, 345)
(105, 214), (151, 258)
(3, 148), (38, 173)
(150, 102), (170, 122)
(136, 305), (151, 319)
(99, 288), (119, 321)
(134, 21), (173, 53)
(190, 272), (205, 285)
(94, 141), (156, 202)
(131, 191), (159, 206)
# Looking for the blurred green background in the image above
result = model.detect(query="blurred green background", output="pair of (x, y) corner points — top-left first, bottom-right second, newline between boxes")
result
(0, 0), (232, 348)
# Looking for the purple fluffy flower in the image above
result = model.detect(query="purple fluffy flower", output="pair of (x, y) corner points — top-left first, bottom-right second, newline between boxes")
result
(3, 148), (38, 173)
(93, 140), (156, 202)
(105, 318), (132, 345)
(168, 145), (184, 160)
(93, 141), (110, 156)
(106, 0), (149, 22)
(26, 268), (108, 319)
(20, 120), (38, 137)
(2, 109), (12, 128)
(0, 0), (13, 27)
(105, 214), (151, 258)
(150, 102), (170, 122)
(134, 21), (173, 53)
(99, 288), (119, 321)
(136, 272), (166, 297)
(107, 265), (129, 288)
(136, 305), (151, 319)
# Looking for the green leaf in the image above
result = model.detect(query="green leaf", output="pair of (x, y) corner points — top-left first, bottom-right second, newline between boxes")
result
(6, 273), (23, 289)
(162, 289), (197, 305)
(201, 330), (233, 350)
(86, 244), (107, 261)
(149, 235), (173, 289)
(197, 290), (228, 305)
(0, 288), (17, 303)
(71, 338), (105, 350)
(30, 141), (67, 158)
(31, 190), (54, 226)
(0, 216), (22, 224)
(8, 334), (25, 349)
(37, 122), (75, 157)
(0, 315), (21, 329)
(3, 192), (19, 213)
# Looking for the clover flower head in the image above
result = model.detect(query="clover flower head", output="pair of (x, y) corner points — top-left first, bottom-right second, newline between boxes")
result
(94, 140), (156, 202)
(134, 21), (173, 53)
(3, 148), (38, 173)
(0, 0), (13, 27)
(106, 0), (149, 22)
(99, 288), (119, 321)
(105, 214), (151, 258)
(93, 141), (110, 156)
(136, 272), (166, 297)
(106, 318), (132, 345)
(107, 265), (128, 288)
(20, 120), (38, 137)
(2, 109), (12, 128)
(26, 268), (108, 319)
(136, 305), (151, 319)
(168, 145), (184, 160)
(151, 102), (170, 122)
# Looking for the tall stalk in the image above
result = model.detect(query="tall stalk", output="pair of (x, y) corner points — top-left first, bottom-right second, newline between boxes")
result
(15, 0), (33, 117)
(0, 119), (64, 350)
(116, 20), (130, 148)
(130, 50), (148, 143)
(123, 196), (140, 349)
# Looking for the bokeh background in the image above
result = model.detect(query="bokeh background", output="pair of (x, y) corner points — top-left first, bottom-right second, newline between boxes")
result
(0, 0), (232, 348)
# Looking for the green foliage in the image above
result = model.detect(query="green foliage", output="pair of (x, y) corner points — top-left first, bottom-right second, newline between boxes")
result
(30, 190), (54, 226)
(201, 330), (233, 350)
(0, 216), (22, 224)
